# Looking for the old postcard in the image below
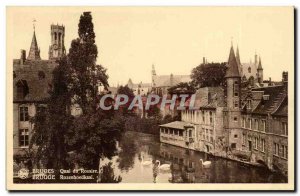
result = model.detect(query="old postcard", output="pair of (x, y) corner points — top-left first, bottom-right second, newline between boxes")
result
(6, 6), (294, 190)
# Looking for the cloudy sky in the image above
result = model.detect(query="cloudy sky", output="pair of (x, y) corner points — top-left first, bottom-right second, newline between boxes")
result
(7, 7), (293, 86)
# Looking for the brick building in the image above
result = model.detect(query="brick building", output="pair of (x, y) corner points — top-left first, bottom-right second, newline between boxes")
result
(159, 43), (288, 175)
(13, 24), (65, 156)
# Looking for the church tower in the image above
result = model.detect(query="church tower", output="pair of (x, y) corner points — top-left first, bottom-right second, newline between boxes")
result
(224, 43), (242, 151)
(151, 64), (156, 87)
(257, 56), (263, 83)
(27, 29), (41, 60)
(49, 24), (66, 60)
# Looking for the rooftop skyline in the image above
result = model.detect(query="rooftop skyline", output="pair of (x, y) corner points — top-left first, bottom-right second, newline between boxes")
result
(7, 7), (293, 86)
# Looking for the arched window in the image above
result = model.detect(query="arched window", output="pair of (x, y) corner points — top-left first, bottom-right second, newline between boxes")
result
(248, 67), (251, 73)
(54, 32), (57, 40)
(16, 80), (29, 100)
(58, 32), (61, 45)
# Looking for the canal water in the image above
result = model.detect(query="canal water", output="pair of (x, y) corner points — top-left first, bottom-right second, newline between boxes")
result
(100, 131), (287, 183)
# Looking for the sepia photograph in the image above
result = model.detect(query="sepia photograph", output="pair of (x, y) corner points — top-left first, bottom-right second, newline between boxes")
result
(6, 6), (294, 191)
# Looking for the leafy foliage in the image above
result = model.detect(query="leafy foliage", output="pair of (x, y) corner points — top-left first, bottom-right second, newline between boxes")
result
(167, 82), (196, 94)
(30, 57), (72, 170)
(191, 62), (227, 89)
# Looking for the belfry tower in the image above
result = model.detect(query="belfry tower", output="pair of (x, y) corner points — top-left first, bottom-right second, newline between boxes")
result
(49, 24), (66, 60)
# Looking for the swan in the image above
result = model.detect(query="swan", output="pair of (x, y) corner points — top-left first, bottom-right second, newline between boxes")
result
(156, 160), (171, 171)
(141, 156), (152, 166)
(199, 159), (211, 168)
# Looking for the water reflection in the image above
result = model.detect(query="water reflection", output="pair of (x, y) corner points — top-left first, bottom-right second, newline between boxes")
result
(100, 131), (287, 183)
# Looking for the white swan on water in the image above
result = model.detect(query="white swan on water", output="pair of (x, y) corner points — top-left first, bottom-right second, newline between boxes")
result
(156, 160), (171, 171)
(141, 156), (152, 166)
(199, 159), (211, 168)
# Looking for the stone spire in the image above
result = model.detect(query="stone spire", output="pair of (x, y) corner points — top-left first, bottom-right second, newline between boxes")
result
(236, 45), (243, 75)
(27, 30), (41, 60)
(257, 56), (263, 70)
(225, 44), (240, 78)
(152, 64), (156, 76)
(236, 45), (241, 65)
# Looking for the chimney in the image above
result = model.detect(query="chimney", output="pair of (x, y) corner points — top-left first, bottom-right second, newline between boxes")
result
(20, 49), (26, 64)
(170, 74), (174, 86)
(203, 57), (206, 65)
(268, 77), (272, 86)
(282, 71), (288, 89)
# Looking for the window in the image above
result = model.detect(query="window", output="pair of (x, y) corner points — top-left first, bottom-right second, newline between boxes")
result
(209, 111), (213, 124)
(234, 100), (239, 108)
(234, 116), (238, 121)
(254, 137), (258, 149)
(19, 129), (29, 147)
(261, 139), (265, 152)
(248, 118), (252, 129)
(19, 106), (29, 121)
(254, 119), (259, 130)
(189, 129), (192, 138)
(282, 145), (288, 159)
(179, 130), (183, 136)
(231, 143), (236, 149)
(282, 122), (288, 136)
(205, 129), (208, 140)
(202, 111), (205, 123)
(202, 128), (205, 139)
(274, 143), (279, 156)
(242, 133), (246, 144)
(234, 134), (238, 138)
(247, 100), (252, 109)
(234, 81), (239, 96)
(248, 67), (251, 73)
(38, 71), (45, 79)
(262, 120), (266, 132)
(242, 117), (246, 128)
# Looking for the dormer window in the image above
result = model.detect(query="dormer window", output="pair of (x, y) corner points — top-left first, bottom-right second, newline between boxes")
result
(263, 95), (270, 100)
(38, 71), (45, 80)
(16, 80), (29, 100)
(247, 99), (252, 109)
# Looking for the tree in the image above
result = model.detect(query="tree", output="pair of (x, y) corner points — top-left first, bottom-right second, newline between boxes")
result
(191, 62), (227, 89)
(116, 85), (135, 116)
(68, 12), (109, 113)
(30, 57), (72, 171)
(65, 12), (123, 171)
(167, 82), (196, 95)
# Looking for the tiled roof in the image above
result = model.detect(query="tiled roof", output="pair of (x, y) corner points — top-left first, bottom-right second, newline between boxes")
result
(13, 59), (57, 102)
(272, 96), (288, 116)
(159, 121), (193, 129)
(153, 75), (191, 87)
(251, 85), (286, 115)
(225, 45), (240, 78)
(185, 87), (225, 109)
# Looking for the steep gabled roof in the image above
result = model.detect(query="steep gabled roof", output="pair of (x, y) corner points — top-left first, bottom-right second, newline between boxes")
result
(251, 85), (286, 115)
(257, 56), (263, 70)
(225, 45), (240, 78)
(153, 75), (191, 87)
(27, 31), (41, 60)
